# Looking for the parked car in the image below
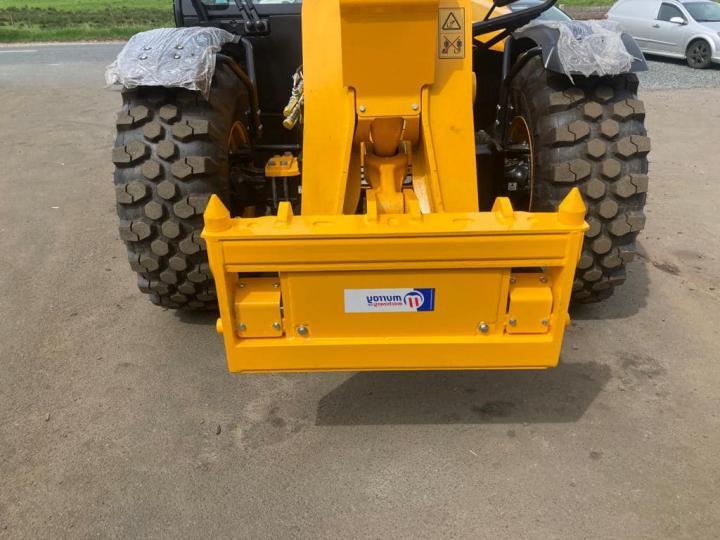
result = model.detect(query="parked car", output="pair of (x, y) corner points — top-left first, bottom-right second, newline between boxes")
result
(608, 0), (720, 68)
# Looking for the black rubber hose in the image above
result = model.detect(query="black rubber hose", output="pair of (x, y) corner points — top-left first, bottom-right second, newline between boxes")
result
(216, 52), (262, 138)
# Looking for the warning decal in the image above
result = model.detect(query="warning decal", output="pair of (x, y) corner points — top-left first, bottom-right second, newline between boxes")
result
(439, 7), (465, 59)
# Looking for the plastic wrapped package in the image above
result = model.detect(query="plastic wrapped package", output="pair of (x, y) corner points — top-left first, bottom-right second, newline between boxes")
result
(519, 20), (636, 79)
(105, 27), (237, 98)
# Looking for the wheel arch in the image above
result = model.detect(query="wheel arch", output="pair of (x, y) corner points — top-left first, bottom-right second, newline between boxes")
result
(684, 34), (716, 57)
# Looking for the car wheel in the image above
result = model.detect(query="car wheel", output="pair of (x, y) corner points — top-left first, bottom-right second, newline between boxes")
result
(686, 39), (712, 69)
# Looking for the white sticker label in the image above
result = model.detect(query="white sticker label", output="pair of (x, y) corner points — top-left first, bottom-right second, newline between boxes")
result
(344, 288), (436, 313)
(438, 7), (465, 59)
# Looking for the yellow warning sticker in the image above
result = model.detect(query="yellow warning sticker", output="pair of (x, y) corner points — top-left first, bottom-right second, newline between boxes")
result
(438, 7), (465, 59)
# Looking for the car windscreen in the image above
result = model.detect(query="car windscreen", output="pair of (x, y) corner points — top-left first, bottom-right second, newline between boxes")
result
(685, 1), (720, 22)
(510, 3), (571, 21)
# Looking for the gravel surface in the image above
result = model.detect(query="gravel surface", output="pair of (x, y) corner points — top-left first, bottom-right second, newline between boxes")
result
(639, 56), (720, 90)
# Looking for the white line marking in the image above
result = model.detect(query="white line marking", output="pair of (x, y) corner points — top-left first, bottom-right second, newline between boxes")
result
(0, 50), (37, 54)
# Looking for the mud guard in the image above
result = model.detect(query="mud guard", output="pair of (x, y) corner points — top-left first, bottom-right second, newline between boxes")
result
(512, 21), (648, 76)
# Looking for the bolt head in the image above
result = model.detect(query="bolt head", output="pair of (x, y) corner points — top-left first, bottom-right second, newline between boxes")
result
(359, 105), (367, 113)
(272, 322), (282, 331)
(510, 276), (517, 284)
(239, 283), (246, 288)
(509, 318), (517, 327)
(238, 322), (247, 331)
(296, 325), (309, 337)
(478, 322), (489, 334)
(272, 282), (280, 288)
(541, 319), (549, 326)
(540, 275), (548, 283)
(411, 103), (419, 111)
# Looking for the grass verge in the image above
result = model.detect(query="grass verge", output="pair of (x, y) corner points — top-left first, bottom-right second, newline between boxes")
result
(0, 4), (173, 43)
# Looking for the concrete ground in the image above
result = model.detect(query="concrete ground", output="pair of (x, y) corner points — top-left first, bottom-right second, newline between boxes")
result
(1, 44), (719, 539)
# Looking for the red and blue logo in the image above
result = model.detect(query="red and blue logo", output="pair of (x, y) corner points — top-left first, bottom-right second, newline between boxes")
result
(403, 288), (435, 312)
(347, 288), (437, 312)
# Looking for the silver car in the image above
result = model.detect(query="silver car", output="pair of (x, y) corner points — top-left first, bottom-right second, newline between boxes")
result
(608, 0), (720, 68)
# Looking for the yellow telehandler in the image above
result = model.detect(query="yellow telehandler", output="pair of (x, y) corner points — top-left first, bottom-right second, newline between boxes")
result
(111, 0), (650, 372)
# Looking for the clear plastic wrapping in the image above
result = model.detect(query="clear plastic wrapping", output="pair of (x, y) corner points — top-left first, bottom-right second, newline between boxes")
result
(521, 20), (636, 79)
(105, 27), (237, 98)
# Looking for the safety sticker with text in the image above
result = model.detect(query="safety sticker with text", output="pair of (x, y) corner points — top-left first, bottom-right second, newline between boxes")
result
(438, 7), (465, 59)
(344, 288), (436, 313)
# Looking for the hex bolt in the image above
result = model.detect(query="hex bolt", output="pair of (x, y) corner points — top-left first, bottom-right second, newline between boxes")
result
(509, 318), (517, 327)
(359, 105), (367, 113)
(239, 322), (247, 331)
(411, 103), (419, 111)
(272, 322), (282, 331)
(478, 322), (489, 334)
(296, 325), (309, 337)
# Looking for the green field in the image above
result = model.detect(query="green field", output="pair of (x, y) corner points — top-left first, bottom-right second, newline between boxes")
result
(0, 0), (611, 43)
(0, 0), (174, 42)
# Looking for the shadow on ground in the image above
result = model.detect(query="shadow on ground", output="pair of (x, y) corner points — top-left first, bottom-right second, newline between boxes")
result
(570, 254), (650, 321)
(316, 360), (610, 426)
(175, 310), (218, 326)
(644, 53), (720, 71)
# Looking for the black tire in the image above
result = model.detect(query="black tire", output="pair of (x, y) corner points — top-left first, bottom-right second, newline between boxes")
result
(511, 57), (650, 303)
(113, 64), (250, 309)
(686, 39), (712, 69)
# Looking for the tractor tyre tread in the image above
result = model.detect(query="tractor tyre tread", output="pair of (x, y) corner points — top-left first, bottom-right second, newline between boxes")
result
(113, 65), (247, 310)
(512, 57), (649, 303)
